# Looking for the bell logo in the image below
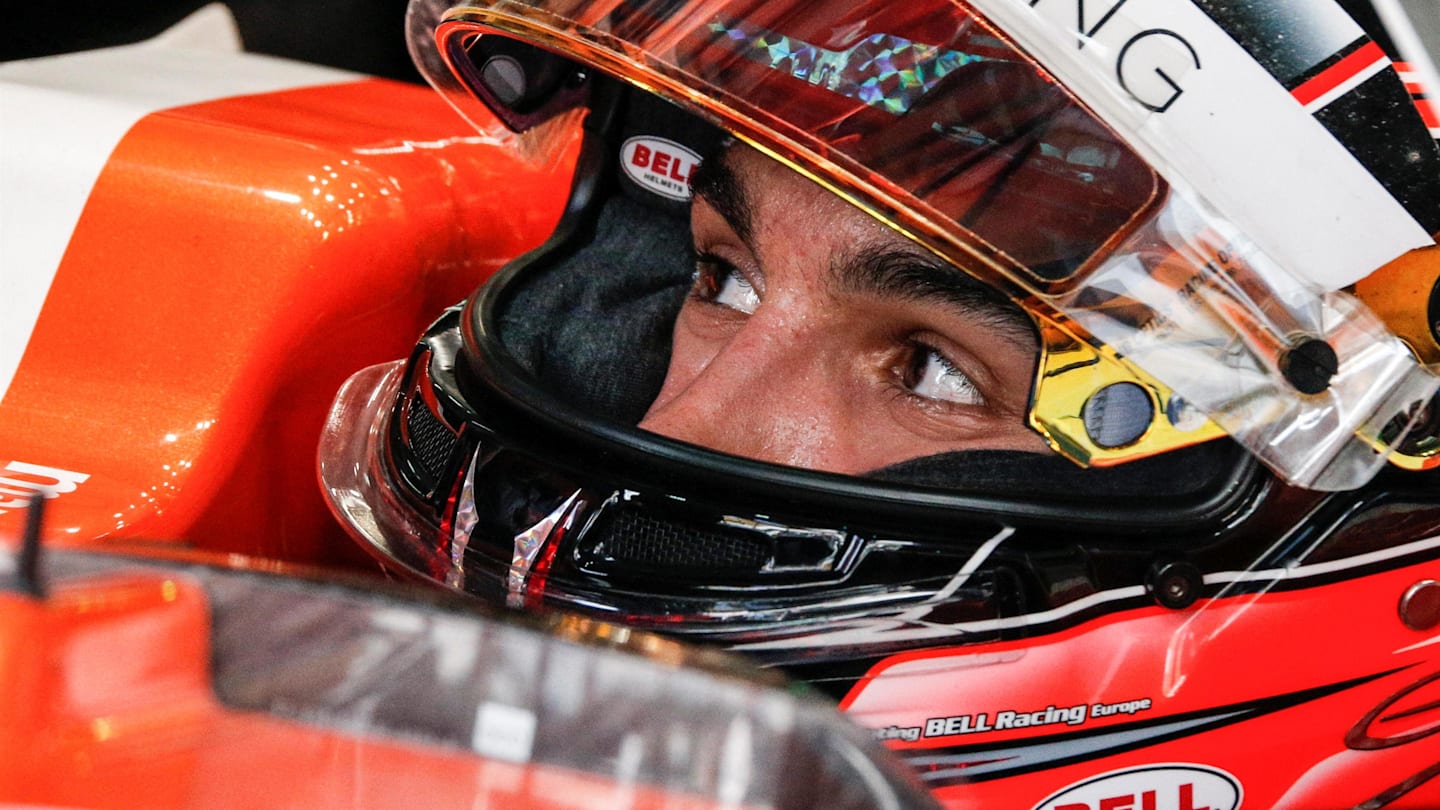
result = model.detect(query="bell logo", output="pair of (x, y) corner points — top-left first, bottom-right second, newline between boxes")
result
(0, 461), (90, 513)
(1033, 764), (1241, 810)
(621, 136), (701, 201)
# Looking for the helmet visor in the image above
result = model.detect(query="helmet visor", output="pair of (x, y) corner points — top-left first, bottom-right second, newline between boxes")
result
(408, 0), (1440, 490)
(419, 0), (1162, 283)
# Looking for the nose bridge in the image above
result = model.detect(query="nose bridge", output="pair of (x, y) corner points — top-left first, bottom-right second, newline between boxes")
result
(642, 311), (850, 469)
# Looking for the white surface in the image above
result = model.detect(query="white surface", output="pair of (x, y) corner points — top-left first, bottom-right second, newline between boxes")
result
(0, 4), (362, 405)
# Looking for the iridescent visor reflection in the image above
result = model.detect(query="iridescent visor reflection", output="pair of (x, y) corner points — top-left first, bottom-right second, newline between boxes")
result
(432, 0), (1163, 290)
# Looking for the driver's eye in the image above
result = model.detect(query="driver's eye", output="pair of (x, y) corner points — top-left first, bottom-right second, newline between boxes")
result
(693, 254), (760, 314)
(905, 346), (983, 405)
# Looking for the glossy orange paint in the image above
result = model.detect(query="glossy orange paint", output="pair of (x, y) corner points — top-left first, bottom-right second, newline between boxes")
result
(0, 78), (575, 567)
(1356, 243), (1440, 365)
(0, 570), (736, 809)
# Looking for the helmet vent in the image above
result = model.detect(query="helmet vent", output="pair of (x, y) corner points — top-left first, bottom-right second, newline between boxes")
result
(404, 393), (458, 479)
(582, 507), (771, 577)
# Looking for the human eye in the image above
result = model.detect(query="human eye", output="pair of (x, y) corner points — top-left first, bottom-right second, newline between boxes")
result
(903, 343), (984, 406)
(692, 252), (760, 315)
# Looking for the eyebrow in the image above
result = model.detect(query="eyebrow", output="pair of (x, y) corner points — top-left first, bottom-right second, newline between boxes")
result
(835, 246), (1038, 347)
(689, 150), (754, 245)
(691, 151), (1036, 348)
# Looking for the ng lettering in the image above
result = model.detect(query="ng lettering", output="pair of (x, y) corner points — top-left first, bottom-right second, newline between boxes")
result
(1026, 0), (1202, 112)
(1117, 29), (1201, 112)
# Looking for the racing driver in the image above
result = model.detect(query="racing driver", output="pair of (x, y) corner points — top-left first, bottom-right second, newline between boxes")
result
(320, 0), (1440, 800)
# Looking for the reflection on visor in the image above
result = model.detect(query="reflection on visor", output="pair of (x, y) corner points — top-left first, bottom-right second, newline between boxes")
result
(705, 18), (991, 115)
(700, 15), (1156, 278)
(681, 10), (1160, 279)
(430, 3), (1161, 282)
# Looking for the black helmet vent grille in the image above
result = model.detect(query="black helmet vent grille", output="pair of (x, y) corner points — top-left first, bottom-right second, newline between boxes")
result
(582, 507), (770, 576)
(405, 393), (458, 479)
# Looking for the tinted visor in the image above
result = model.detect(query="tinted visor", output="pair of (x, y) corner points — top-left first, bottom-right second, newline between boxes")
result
(423, 0), (1160, 285)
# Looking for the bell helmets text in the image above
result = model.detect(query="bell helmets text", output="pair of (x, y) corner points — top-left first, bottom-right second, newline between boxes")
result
(621, 136), (701, 201)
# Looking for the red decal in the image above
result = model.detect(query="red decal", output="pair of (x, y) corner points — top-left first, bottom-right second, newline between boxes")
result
(1291, 41), (1385, 108)
(1179, 783), (1211, 810)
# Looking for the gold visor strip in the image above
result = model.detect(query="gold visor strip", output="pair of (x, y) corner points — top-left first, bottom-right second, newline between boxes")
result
(1031, 317), (1225, 467)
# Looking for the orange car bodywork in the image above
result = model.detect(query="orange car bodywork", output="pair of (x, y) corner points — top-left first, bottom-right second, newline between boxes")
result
(0, 76), (569, 566)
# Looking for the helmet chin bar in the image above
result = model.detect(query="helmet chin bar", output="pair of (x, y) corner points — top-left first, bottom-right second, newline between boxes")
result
(314, 296), (1279, 672)
(377, 313), (1022, 652)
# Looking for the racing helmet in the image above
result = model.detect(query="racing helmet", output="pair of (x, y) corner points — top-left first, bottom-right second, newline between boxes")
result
(321, 0), (1440, 682)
